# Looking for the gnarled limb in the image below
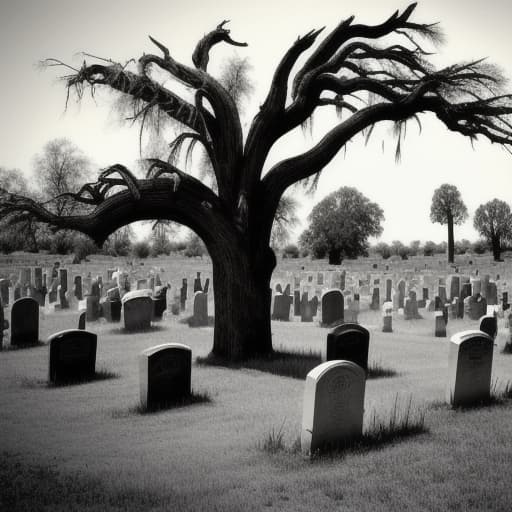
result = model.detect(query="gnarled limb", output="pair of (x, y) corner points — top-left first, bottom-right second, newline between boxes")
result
(192, 21), (247, 72)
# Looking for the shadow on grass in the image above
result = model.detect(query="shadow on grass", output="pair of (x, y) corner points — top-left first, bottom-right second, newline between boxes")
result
(0, 452), (164, 511)
(3, 340), (46, 351)
(197, 348), (322, 380)
(106, 324), (168, 335)
(21, 368), (119, 389)
(260, 395), (428, 460)
(112, 390), (212, 418)
(179, 315), (215, 327)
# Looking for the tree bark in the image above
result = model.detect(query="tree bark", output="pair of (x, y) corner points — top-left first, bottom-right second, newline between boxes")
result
(491, 237), (502, 262)
(209, 241), (274, 360)
(447, 214), (454, 264)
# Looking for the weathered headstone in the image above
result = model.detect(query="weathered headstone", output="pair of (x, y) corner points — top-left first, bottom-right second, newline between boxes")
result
(301, 360), (366, 455)
(479, 314), (497, 340)
(74, 275), (83, 301)
(122, 291), (153, 331)
(449, 275), (460, 301)
(193, 272), (202, 293)
(152, 285), (168, 320)
(467, 294), (487, 321)
(434, 311), (446, 338)
(180, 278), (188, 311)
(139, 343), (192, 409)
(85, 295), (100, 322)
(385, 279), (392, 302)
(293, 290), (301, 316)
(370, 287), (380, 311)
(78, 311), (86, 330)
(48, 329), (97, 384)
(321, 290), (344, 327)
(10, 297), (39, 345)
(0, 279), (9, 305)
(486, 281), (497, 306)
(397, 280), (406, 309)
(446, 330), (494, 407)
(300, 292), (313, 322)
(382, 301), (393, 333)
(137, 279), (148, 290)
(191, 291), (208, 327)
(326, 323), (369, 372)
(203, 278), (210, 294)
(272, 293), (291, 321)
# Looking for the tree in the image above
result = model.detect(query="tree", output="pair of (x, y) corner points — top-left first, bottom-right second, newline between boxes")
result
(33, 138), (92, 216)
(2, 5), (512, 361)
(473, 199), (512, 261)
(430, 184), (468, 263)
(299, 187), (384, 264)
(270, 195), (299, 249)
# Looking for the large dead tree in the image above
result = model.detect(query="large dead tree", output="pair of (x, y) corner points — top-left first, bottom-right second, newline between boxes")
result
(2, 4), (512, 361)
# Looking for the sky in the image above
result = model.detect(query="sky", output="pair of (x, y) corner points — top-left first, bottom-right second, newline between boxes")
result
(0, 0), (511, 245)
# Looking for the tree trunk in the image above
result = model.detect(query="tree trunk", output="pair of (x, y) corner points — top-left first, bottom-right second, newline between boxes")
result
(447, 215), (454, 264)
(491, 237), (501, 262)
(209, 242), (275, 361)
(328, 248), (342, 265)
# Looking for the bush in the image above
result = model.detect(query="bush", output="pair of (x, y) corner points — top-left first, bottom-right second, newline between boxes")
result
(132, 240), (150, 259)
(472, 239), (488, 254)
(49, 231), (75, 254)
(282, 244), (299, 258)
(150, 237), (172, 257)
(73, 235), (97, 262)
(374, 242), (391, 259)
(184, 234), (206, 258)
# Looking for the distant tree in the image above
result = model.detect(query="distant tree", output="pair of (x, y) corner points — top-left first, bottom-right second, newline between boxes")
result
(132, 240), (151, 259)
(472, 239), (488, 255)
(430, 184), (468, 263)
(184, 233), (207, 258)
(282, 243), (299, 259)
(473, 199), (512, 261)
(454, 238), (472, 255)
(391, 240), (410, 259)
(102, 226), (134, 256)
(300, 187), (384, 264)
(423, 240), (437, 256)
(33, 138), (92, 216)
(373, 241), (391, 259)
(408, 240), (421, 256)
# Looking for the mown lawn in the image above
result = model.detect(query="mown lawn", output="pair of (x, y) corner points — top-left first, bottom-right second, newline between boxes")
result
(1, 307), (511, 511)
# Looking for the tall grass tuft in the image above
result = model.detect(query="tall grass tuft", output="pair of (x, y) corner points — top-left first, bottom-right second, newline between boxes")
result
(258, 420), (287, 454)
(367, 359), (399, 379)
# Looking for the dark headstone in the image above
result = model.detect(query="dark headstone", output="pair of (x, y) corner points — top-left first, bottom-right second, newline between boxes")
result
(191, 291), (208, 327)
(434, 312), (446, 337)
(139, 343), (192, 409)
(397, 280), (406, 309)
(326, 323), (370, 372)
(180, 278), (188, 311)
(48, 329), (97, 384)
(321, 290), (344, 327)
(78, 311), (86, 330)
(370, 287), (380, 311)
(294, 290), (301, 316)
(203, 278), (210, 294)
(479, 314), (498, 340)
(385, 279), (392, 302)
(10, 297), (39, 345)
(74, 275), (83, 301)
(86, 295), (100, 322)
(0, 279), (9, 305)
(193, 272), (202, 293)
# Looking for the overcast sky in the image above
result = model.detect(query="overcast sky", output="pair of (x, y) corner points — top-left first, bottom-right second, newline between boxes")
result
(1, 0), (511, 244)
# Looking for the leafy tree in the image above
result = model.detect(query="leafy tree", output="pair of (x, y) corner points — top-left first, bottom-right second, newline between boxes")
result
(300, 187), (384, 264)
(423, 240), (437, 256)
(408, 240), (421, 256)
(282, 244), (299, 259)
(132, 240), (151, 259)
(430, 184), (468, 263)
(102, 226), (134, 256)
(373, 241), (391, 259)
(2, 6), (512, 361)
(473, 199), (512, 261)
(391, 240), (410, 259)
(454, 238), (472, 255)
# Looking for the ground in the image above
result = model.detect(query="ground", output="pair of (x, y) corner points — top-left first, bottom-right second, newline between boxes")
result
(1, 294), (511, 511)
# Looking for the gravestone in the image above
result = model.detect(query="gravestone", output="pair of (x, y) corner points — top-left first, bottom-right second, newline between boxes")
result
(48, 329), (97, 384)
(385, 279), (392, 302)
(479, 314), (497, 340)
(193, 272), (202, 293)
(340, 271), (346, 291)
(434, 311), (446, 338)
(0, 279), (9, 305)
(502, 292), (509, 312)
(191, 291), (208, 327)
(382, 301), (393, 333)
(438, 285), (447, 305)
(486, 281), (497, 306)
(139, 343), (192, 409)
(326, 323), (369, 372)
(467, 294), (487, 321)
(293, 290), (301, 316)
(275, 283), (283, 294)
(370, 287), (380, 311)
(180, 278), (188, 311)
(272, 293), (291, 321)
(300, 292), (313, 322)
(301, 360), (366, 455)
(152, 285), (168, 320)
(203, 278), (210, 294)
(446, 330), (494, 407)
(449, 275), (460, 300)
(397, 280), (406, 309)
(317, 273), (324, 286)
(321, 290), (344, 327)
(74, 276), (83, 301)
(122, 292), (153, 331)
(85, 295), (100, 322)
(471, 278), (482, 295)
(345, 294), (360, 323)
(481, 275), (490, 299)
(10, 297), (39, 345)
(78, 311), (86, 330)
(404, 291), (421, 320)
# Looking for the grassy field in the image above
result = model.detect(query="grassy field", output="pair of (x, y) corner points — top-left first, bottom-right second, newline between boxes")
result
(1, 304), (512, 511)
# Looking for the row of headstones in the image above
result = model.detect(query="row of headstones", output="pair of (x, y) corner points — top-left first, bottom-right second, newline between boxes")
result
(301, 325), (499, 455)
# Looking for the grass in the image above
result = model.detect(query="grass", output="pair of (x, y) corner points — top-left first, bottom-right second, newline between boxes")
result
(197, 347), (323, 379)
(501, 340), (512, 354)
(21, 367), (119, 388)
(259, 394), (427, 458)
(3, 340), (46, 351)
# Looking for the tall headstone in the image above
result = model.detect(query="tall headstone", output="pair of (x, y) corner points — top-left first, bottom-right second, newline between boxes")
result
(293, 290), (301, 316)
(48, 329), (97, 384)
(446, 330), (493, 407)
(326, 323), (369, 372)
(78, 311), (86, 330)
(272, 293), (290, 321)
(139, 343), (192, 409)
(193, 272), (202, 293)
(385, 279), (392, 302)
(301, 361), (366, 455)
(397, 280), (406, 309)
(10, 297), (39, 345)
(74, 276), (83, 301)
(0, 279), (9, 306)
(434, 311), (446, 338)
(449, 275), (460, 301)
(203, 278), (210, 294)
(180, 278), (188, 311)
(191, 291), (208, 327)
(486, 281), (497, 306)
(382, 301), (393, 333)
(321, 290), (344, 327)
(479, 314), (498, 340)
(370, 287), (380, 311)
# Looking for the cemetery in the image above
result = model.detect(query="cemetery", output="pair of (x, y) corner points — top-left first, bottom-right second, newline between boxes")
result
(1, 252), (512, 510)
(1, 1), (512, 510)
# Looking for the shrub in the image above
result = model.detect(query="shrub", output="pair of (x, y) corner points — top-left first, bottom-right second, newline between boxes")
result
(184, 234), (206, 257)
(472, 239), (488, 254)
(73, 234), (97, 262)
(282, 244), (299, 258)
(150, 237), (172, 257)
(49, 231), (75, 254)
(132, 240), (150, 259)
